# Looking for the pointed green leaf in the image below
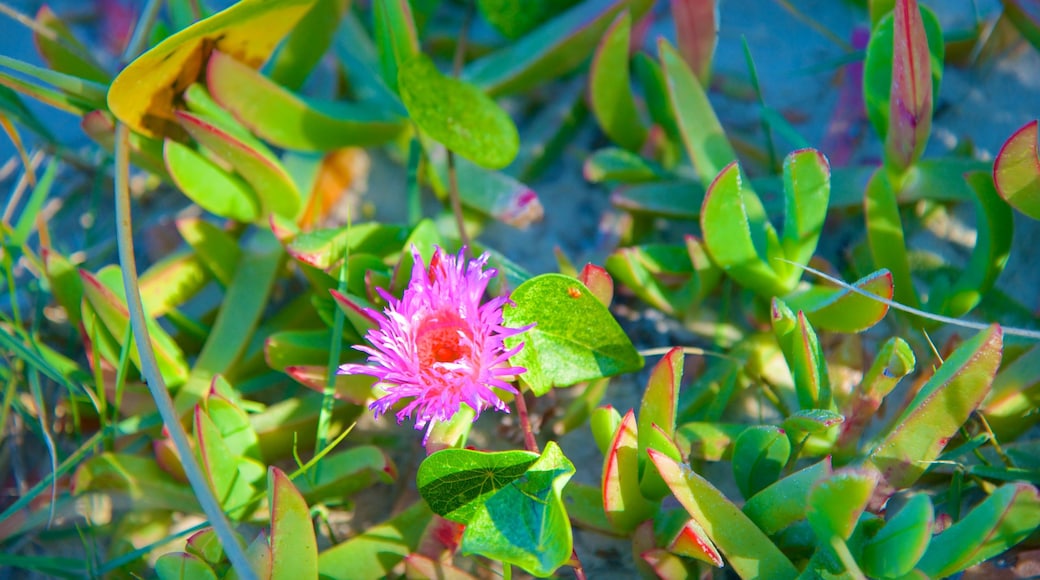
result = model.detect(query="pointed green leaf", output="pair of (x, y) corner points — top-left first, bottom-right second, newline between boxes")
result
(194, 406), (259, 517)
(660, 39), (736, 189)
(156, 552), (219, 580)
(463, 0), (653, 97)
(779, 148), (830, 282)
(425, 145), (544, 227)
(400, 55), (518, 170)
(861, 493), (933, 578)
(294, 446), (395, 503)
(732, 425), (792, 500)
(176, 217), (242, 287)
(589, 12), (647, 151)
(591, 405), (622, 457)
(266, 0), (351, 90)
(865, 168), (919, 307)
(584, 148), (669, 183)
(372, 0), (419, 93)
(602, 410), (659, 533)
(208, 50), (405, 152)
(72, 453), (198, 513)
(782, 409), (844, 435)
(317, 502), (432, 579)
(649, 450), (798, 579)
(477, 0), (582, 39)
(917, 483), (1040, 578)
(785, 269), (893, 333)
(883, 0), (936, 172)
(993, 119), (1040, 220)
(268, 467), (318, 580)
(868, 325), (1002, 489)
(32, 5), (110, 83)
(743, 457), (833, 535)
(164, 138), (262, 222)
(807, 469), (878, 541)
(637, 348), (683, 500)
(503, 274), (643, 396)
(671, 0), (717, 85)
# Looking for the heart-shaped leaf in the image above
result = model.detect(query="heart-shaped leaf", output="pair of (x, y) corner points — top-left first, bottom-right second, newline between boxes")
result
(417, 447), (538, 524)
(399, 55), (518, 170)
(457, 442), (576, 577)
(503, 274), (643, 396)
(994, 119), (1040, 220)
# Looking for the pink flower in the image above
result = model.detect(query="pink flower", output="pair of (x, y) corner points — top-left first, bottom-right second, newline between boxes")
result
(338, 246), (530, 442)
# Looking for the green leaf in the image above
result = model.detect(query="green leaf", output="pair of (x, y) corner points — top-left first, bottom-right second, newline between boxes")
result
(701, 162), (787, 298)
(72, 453), (199, 513)
(11, 156), (57, 246)
(660, 39), (736, 189)
(268, 467), (318, 580)
(782, 409), (844, 435)
(138, 251), (210, 317)
(779, 148), (830, 284)
(784, 269), (893, 333)
(807, 469), (877, 541)
(293, 446), (395, 503)
(176, 217), (242, 287)
(463, 0), (653, 97)
(458, 442), (576, 577)
(993, 119), (1040, 220)
(861, 493), (933, 578)
(985, 342), (1040, 439)
(175, 109), (301, 220)
(108, 0), (322, 138)
(424, 145), (544, 227)
(637, 348), (683, 500)
(372, 0), (419, 93)
(208, 50), (406, 153)
(194, 407), (260, 518)
(602, 409), (659, 533)
(732, 425), (792, 500)
(503, 274), (643, 396)
(584, 148), (669, 183)
(867, 325), (1002, 489)
(590, 405), (622, 457)
(862, 4), (943, 153)
(417, 447), (538, 523)
(266, 0), (350, 91)
(865, 168), (919, 308)
(743, 457), (833, 535)
(164, 138), (261, 222)
(399, 55), (518, 170)
(32, 5), (110, 83)
(204, 393), (262, 462)
(675, 422), (746, 461)
(1002, 0), (1040, 51)
(589, 12), (647, 151)
(917, 483), (1040, 578)
(671, 0), (717, 85)
(285, 222), (407, 270)
(772, 299), (831, 410)
(649, 450), (798, 580)
(156, 552), (219, 580)
(317, 502), (432, 580)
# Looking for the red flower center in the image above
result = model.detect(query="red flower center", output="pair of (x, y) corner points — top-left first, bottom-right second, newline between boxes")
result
(416, 314), (472, 365)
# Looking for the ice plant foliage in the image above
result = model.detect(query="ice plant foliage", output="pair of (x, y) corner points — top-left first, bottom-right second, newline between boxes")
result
(339, 246), (530, 441)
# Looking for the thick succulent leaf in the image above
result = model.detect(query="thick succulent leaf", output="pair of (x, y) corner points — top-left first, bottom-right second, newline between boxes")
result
(602, 410), (659, 533)
(778, 148), (830, 283)
(265, 329), (348, 372)
(204, 393), (262, 461)
(648, 450), (798, 579)
(883, 0), (937, 172)
(993, 119), (1040, 220)
(589, 12), (647, 151)
(457, 442), (576, 578)
(400, 55), (518, 170)
(784, 269), (893, 333)
(605, 244), (705, 315)
(591, 405), (623, 457)
(701, 162), (787, 297)
(72, 453), (198, 513)
(294, 446), (395, 503)
(610, 180), (703, 219)
(463, 0), (653, 97)
(742, 457), (832, 535)
(425, 145), (544, 228)
(933, 172), (1013, 317)
(861, 493), (933, 578)
(164, 138), (261, 222)
(268, 467), (318, 580)
(477, 0), (582, 39)
(285, 365), (374, 405)
(137, 251), (210, 317)
(266, 0), (351, 90)
(41, 249), (84, 328)
(637, 349), (683, 500)
(194, 407), (259, 518)
(33, 5), (110, 83)
(317, 502), (432, 580)
(985, 342), (1040, 439)
(660, 39), (736, 189)
(732, 425), (792, 500)
(503, 274), (643, 395)
(867, 325), (1002, 489)
(772, 299), (831, 411)
(917, 483), (1040, 578)
(862, 4), (943, 150)
(81, 110), (169, 179)
(176, 217), (242, 287)
(807, 469), (877, 541)
(156, 553), (219, 580)
(107, 0), (320, 138)
(665, 518), (723, 567)
(671, 0), (717, 85)
(675, 422), (746, 461)
(579, 264), (614, 307)
(418, 447), (538, 523)
(175, 110), (301, 219)
(781, 409), (843, 435)
(1002, 0), (1040, 50)
(208, 50), (406, 152)
(584, 148), (669, 184)
(284, 222), (407, 270)
(372, 0), (419, 93)
(864, 168), (919, 307)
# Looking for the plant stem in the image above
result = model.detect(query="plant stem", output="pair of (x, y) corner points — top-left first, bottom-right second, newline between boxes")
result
(113, 124), (256, 580)
(121, 0), (163, 64)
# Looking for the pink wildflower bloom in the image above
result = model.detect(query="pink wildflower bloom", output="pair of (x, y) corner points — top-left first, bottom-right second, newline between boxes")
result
(338, 246), (530, 442)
